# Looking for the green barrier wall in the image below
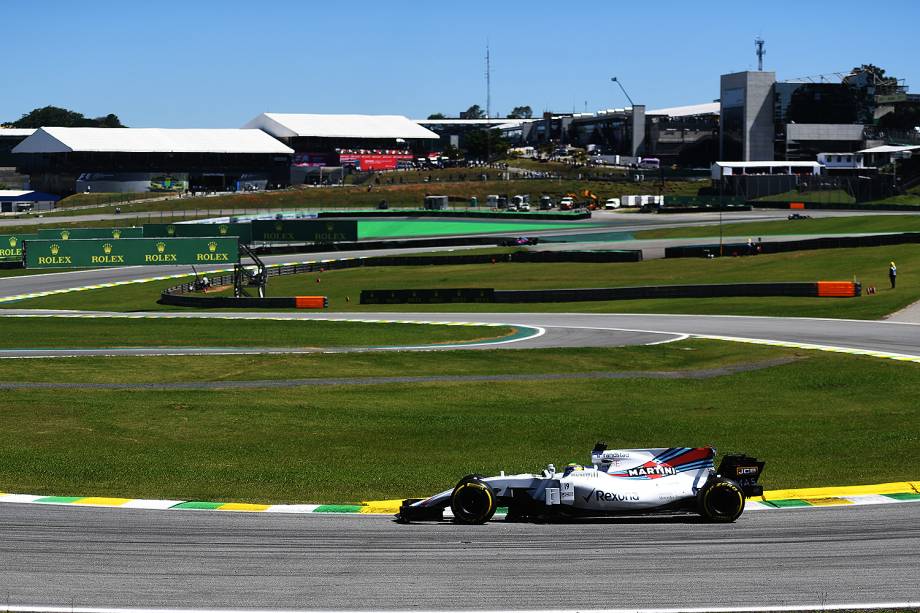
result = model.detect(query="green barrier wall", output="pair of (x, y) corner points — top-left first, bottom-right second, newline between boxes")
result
(251, 220), (358, 242)
(0, 233), (39, 262)
(143, 222), (253, 243)
(37, 227), (144, 240)
(24, 237), (239, 269)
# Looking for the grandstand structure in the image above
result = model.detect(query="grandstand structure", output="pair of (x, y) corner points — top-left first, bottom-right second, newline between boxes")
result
(13, 127), (294, 193)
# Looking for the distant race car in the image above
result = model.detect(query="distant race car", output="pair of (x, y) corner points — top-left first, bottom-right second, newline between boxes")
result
(397, 443), (764, 524)
(497, 236), (540, 247)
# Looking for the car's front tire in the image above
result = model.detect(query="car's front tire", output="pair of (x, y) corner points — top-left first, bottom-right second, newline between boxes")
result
(450, 476), (497, 525)
(698, 477), (745, 523)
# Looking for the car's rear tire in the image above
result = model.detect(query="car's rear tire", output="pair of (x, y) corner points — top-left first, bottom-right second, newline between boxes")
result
(450, 476), (497, 525)
(698, 477), (745, 523)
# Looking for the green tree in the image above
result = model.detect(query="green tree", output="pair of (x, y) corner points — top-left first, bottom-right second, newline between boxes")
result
(10, 106), (125, 128)
(507, 106), (532, 119)
(427, 113), (446, 119)
(461, 128), (509, 160)
(460, 104), (486, 119)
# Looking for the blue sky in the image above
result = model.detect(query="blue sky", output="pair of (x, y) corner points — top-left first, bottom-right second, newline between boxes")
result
(5, 0), (918, 127)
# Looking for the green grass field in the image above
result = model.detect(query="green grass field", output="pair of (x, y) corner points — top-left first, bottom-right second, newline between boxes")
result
(0, 339), (790, 383)
(0, 316), (512, 349)
(4, 243), (917, 319)
(0, 345), (916, 502)
(634, 214), (920, 240)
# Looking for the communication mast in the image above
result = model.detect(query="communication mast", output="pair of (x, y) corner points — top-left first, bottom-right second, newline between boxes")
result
(485, 42), (491, 161)
(755, 37), (765, 71)
(485, 43), (491, 121)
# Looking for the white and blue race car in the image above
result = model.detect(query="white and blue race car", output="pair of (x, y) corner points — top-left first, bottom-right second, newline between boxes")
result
(397, 443), (764, 524)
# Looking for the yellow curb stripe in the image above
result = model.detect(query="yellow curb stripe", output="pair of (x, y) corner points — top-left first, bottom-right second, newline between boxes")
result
(359, 499), (404, 514)
(761, 480), (920, 500)
(72, 497), (133, 506)
(217, 502), (271, 512)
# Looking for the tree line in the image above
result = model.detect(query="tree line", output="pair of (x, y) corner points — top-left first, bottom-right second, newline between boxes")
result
(2, 106), (125, 128)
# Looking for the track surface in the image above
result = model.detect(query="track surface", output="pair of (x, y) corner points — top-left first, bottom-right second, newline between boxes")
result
(2, 311), (918, 359)
(1, 503), (917, 609)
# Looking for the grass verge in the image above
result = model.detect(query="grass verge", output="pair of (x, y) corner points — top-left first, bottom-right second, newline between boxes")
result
(4, 243), (917, 319)
(0, 316), (513, 349)
(0, 347), (916, 502)
(0, 339), (788, 383)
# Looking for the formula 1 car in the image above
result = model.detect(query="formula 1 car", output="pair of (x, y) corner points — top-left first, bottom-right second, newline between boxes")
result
(497, 236), (540, 247)
(397, 443), (764, 524)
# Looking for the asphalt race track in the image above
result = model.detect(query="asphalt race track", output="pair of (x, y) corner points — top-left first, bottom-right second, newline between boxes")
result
(0, 502), (917, 609)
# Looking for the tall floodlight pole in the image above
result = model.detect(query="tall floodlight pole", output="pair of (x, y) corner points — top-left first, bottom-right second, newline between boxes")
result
(755, 37), (765, 71)
(485, 42), (492, 163)
(610, 77), (635, 107)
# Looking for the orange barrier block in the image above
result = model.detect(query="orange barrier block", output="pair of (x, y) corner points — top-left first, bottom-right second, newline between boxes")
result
(790, 202), (805, 209)
(295, 295), (328, 309)
(817, 281), (857, 297)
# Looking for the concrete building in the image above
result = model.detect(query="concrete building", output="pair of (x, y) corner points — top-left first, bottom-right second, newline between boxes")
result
(719, 71), (776, 161)
(0, 189), (59, 212)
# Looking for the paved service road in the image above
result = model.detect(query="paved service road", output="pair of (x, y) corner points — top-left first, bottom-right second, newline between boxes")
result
(0, 502), (916, 609)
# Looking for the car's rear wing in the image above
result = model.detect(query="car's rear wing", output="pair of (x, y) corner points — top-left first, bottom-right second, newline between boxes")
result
(717, 454), (765, 497)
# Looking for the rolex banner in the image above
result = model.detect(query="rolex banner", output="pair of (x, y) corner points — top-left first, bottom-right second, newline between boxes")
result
(143, 222), (253, 244)
(0, 234), (39, 262)
(251, 220), (358, 243)
(24, 237), (240, 269)
(37, 227), (145, 240)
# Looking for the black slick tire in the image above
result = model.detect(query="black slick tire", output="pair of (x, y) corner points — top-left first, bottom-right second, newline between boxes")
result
(698, 477), (745, 523)
(450, 476), (497, 525)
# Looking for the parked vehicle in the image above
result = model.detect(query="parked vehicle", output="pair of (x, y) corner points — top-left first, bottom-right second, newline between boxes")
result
(604, 198), (621, 210)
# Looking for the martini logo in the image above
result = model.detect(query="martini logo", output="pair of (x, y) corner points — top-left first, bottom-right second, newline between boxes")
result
(91, 242), (124, 264)
(145, 240), (176, 263)
(195, 240), (230, 262)
(60, 230), (70, 240)
(625, 465), (675, 477)
(611, 461), (678, 479)
(37, 243), (72, 265)
(112, 229), (122, 239)
(167, 225), (176, 236)
(219, 224), (229, 235)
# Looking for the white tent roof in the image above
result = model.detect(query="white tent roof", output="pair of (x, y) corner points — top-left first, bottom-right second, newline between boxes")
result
(858, 144), (920, 154)
(0, 190), (32, 197)
(245, 113), (439, 140)
(11, 127), (293, 154)
(647, 102), (720, 117)
(0, 128), (36, 137)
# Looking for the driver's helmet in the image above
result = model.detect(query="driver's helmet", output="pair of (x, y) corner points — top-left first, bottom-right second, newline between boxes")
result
(562, 463), (584, 477)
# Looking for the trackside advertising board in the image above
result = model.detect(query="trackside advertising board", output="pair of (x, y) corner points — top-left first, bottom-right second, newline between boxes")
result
(24, 237), (239, 269)
(37, 227), (144, 240)
(143, 223), (253, 244)
(251, 219), (358, 243)
(0, 233), (39, 262)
